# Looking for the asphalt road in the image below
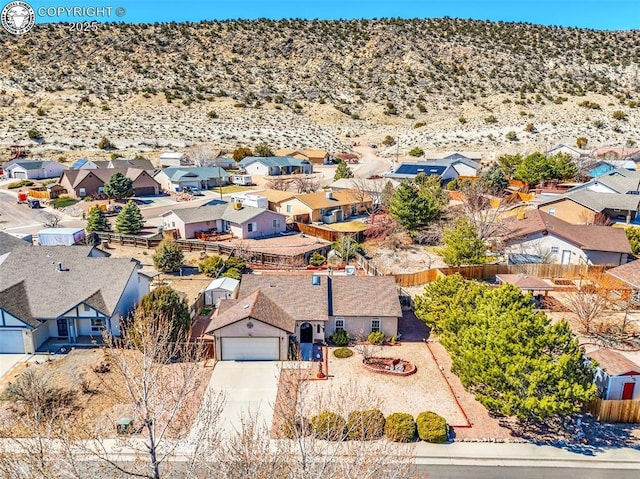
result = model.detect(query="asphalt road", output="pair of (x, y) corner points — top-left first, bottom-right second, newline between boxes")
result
(0, 187), (53, 232)
(419, 464), (640, 479)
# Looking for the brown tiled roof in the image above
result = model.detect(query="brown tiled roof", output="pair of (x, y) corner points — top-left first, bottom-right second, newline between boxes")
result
(61, 168), (154, 189)
(502, 210), (632, 254)
(206, 290), (296, 333)
(589, 349), (640, 376)
(275, 148), (328, 160)
(606, 260), (640, 289)
(294, 190), (371, 210)
(256, 189), (297, 204)
(495, 273), (554, 291)
(330, 276), (402, 317)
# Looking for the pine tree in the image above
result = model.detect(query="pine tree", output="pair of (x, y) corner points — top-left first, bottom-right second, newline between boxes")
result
(104, 172), (134, 200)
(333, 160), (354, 181)
(136, 286), (190, 342)
(85, 207), (109, 232)
(388, 174), (445, 233)
(479, 163), (508, 193)
(440, 217), (487, 266)
(153, 240), (184, 273)
(114, 200), (144, 234)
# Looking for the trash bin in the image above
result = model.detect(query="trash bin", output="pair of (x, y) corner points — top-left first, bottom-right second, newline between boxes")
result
(116, 417), (133, 434)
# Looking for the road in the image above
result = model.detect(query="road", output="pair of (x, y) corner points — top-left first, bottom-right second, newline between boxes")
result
(353, 145), (393, 178)
(419, 464), (640, 479)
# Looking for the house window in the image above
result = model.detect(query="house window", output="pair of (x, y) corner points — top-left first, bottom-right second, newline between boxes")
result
(248, 223), (254, 232)
(335, 318), (345, 331)
(548, 208), (556, 216)
(273, 219), (280, 228)
(83, 304), (91, 312)
(98, 186), (104, 193)
(79, 188), (86, 197)
(317, 324), (321, 334)
(91, 318), (105, 332)
(371, 319), (381, 333)
(286, 205), (292, 213)
(551, 247), (559, 254)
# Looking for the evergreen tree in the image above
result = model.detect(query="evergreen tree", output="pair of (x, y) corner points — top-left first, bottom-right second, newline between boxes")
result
(136, 286), (190, 342)
(104, 172), (134, 200)
(85, 207), (109, 232)
(379, 180), (396, 212)
(153, 240), (184, 273)
(254, 142), (274, 157)
(479, 163), (509, 193)
(333, 160), (354, 181)
(497, 154), (523, 179)
(440, 217), (488, 266)
(114, 200), (144, 234)
(388, 174), (446, 233)
(198, 255), (225, 277)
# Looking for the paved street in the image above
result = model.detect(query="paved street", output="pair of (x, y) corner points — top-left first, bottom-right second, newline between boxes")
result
(419, 465), (640, 479)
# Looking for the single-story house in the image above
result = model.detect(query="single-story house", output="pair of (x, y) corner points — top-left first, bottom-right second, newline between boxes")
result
(154, 166), (229, 192)
(109, 158), (155, 170)
(546, 144), (589, 159)
(328, 178), (399, 207)
(206, 274), (401, 361)
(590, 349), (640, 400)
(538, 189), (640, 225)
(606, 260), (640, 303)
(424, 151), (483, 163)
(239, 156), (313, 176)
(160, 202), (286, 239)
(500, 210), (632, 266)
(0, 242), (149, 353)
(275, 148), (330, 165)
(568, 169), (640, 195)
(59, 168), (160, 198)
(256, 189), (296, 214)
(4, 160), (68, 180)
(159, 151), (188, 167)
(70, 158), (101, 170)
(278, 190), (372, 224)
(384, 158), (478, 182)
(204, 277), (241, 307)
(208, 157), (236, 169)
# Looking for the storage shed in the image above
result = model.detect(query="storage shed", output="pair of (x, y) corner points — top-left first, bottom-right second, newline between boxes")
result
(37, 228), (86, 246)
(204, 277), (240, 306)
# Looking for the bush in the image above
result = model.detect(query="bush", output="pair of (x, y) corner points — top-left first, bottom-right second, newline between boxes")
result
(309, 251), (326, 266)
(330, 329), (350, 346)
(27, 128), (42, 140)
(7, 180), (34, 189)
(347, 409), (386, 440)
(416, 411), (449, 443)
(97, 136), (115, 150)
(333, 347), (353, 359)
(368, 331), (385, 345)
(311, 411), (346, 441)
(198, 255), (225, 277)
(384, 413), (416, 442)
(408, 147), (424, 157)
(152, 240), (184, 273)
(224, 256), (246, 272)
(221, 267), (242, 280)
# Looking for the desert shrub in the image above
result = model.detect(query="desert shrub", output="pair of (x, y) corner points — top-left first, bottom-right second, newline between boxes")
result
(612, 110), (628, 120)
(484, 115), (498, 124)
(368, 331), (385, 345)
(347, 409), (386, 440)
(7, 180), (34, 189)
(4, 369), (77, 418)
(311, 411), (346, 441)
(333, 347), (353, 359)
(330, 329), (350, 346)
(198, 255), (225, 277)
(384, 412), (416, 442)
(408, 147), (424, 157)
(416, 411), (449, 443)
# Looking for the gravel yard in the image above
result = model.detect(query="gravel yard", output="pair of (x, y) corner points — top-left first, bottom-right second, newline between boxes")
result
(298, 342), (467, 426)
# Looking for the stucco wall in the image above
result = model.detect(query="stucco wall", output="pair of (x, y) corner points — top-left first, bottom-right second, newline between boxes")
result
(539, 200), (595, 224)
(294, 320), (325, 343)
(325, 316), (398, 339)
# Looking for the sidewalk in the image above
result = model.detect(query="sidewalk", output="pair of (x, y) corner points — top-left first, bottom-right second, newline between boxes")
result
(413, 441), (640, 468)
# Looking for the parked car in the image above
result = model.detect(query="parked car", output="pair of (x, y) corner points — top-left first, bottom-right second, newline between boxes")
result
(27, 197), (41, 208)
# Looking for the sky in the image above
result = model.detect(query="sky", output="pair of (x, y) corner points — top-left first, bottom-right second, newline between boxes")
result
(24, 0), (640, 30)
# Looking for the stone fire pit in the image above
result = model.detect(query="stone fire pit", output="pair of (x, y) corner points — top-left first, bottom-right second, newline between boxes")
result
(362, 357), (417, 376)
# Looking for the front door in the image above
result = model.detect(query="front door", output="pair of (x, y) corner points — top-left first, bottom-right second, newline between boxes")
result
(300, 322), (313, 343)
(622, 382), (635, 400)
(561, 250), (571, 265)
(57, 319), (68, 337)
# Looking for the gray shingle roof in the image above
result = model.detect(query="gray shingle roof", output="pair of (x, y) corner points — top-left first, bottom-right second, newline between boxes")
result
(160, 166), (229, 181)
(538, 189), (640, 212)
(0, 232), (29, 257)
(330, 276), (402, 317)
(239, 156), (311, 168)
(0, 244), (138, 327)
(165, 202), (284, 225)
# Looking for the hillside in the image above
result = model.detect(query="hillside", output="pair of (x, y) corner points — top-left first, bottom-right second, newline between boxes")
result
(0, 18), (638, 161)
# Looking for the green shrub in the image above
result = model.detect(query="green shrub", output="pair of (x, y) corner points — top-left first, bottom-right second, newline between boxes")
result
(333, 347), (353, 359)
(330, 329), (350, 346)
(7, 180), (34, 189)
(224, 256), (246, 272)
(368, 331), (385, 345)
(408, 147), (424, 157)
(51, 196), (78, 209)
(311, 411), (346, 441)
(198, 255), (225, 277)
(416, 411), (449, 443)
(347, 409), (386, 440)
(309, 251), (326, 266)
(221, 267), (242, 280)
(384, 413), (416, 442)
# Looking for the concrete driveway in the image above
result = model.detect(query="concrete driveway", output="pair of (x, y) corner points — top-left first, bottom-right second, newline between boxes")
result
(206, 361), (281, 435)
(0, 354), (29, 380)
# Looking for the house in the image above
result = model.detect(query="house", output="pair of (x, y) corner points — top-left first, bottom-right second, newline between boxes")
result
(588, 160), (636, 178)
(606, 260), (640, 303)
(384, 158), (479, 182)
(203, 277), (240, 307)
(568, 169), (640, 195)
(537, 189), (640, 225)
(424, 151), (483, 163)
(0, 242), (150, 353)
(154, 166), (229, 192)
(275, 148), (330, 165)
(109, 158), (155, 170)
(546, 144), (588, 158)
(239, 156), (313, 176)
(500, 210), (632, 266)
(208, 157), (236, 169)
(590, 349), (640, 400)
(256, 189), (296, 214)
(278, 190), (372, 224)
(329, 178), (399, 207)
(159, 151), (188, 167)
(205, 274), (401, 361)
(595, 147), (640, 161)
(4, 160), (68, 180)
(0, 231), (30, 266)
(160, 202), (286, 239)
(59, 168), (160, 198)
(70, 158), (101, 170)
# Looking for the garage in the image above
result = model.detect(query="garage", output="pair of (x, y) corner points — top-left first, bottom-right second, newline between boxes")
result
(11, 171), (26, 180)
(134, 186), (157, 196)
(221, 337), (279, 361)
(0, 330), (25, 353)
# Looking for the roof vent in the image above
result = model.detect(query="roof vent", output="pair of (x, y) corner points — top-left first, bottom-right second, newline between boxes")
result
(325, 191), (334, 200)
(311, 275), (321, 286)
(56, 262), (64, 272)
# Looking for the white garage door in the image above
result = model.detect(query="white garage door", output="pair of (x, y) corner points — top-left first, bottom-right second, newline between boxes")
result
(0, 330), (25, 353)
(12, 171), (26, 179)
(221, 337), (279, 361)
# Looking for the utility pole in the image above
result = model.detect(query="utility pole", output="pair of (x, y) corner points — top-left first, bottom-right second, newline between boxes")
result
(217, 167), (223, 200)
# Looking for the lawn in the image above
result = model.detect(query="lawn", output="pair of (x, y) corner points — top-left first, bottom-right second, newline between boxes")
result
(218, 184), (252, 194)
(51, 196), (79, 209)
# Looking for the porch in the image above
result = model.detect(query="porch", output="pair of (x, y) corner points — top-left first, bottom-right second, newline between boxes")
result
(36, 335), (104, 354)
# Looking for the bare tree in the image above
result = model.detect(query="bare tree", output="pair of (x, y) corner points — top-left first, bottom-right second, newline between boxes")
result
(187, 144), (219, 167)
(563, 274), (617, 334)
(39, 211), (63, 228)
(353, 333), (383, 364)
(267, 177), (292, 191)
(293, 175), (321, 194)
(456, 181), (510, 241)
(349, 177), (386, 216)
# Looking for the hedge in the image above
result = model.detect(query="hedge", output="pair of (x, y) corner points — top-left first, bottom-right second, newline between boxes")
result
(416, 411), (449, 443)
(347, 409), (386, 440)
(384, 412), (416, 442)
(311, 411), (346, 441)
(330, 329), (350, 346)
(333, 347), (354, 359)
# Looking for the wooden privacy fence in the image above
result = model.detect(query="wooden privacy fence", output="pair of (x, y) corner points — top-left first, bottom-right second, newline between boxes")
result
(393, 269), (441, 287)
(588, 398), (640, 423)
